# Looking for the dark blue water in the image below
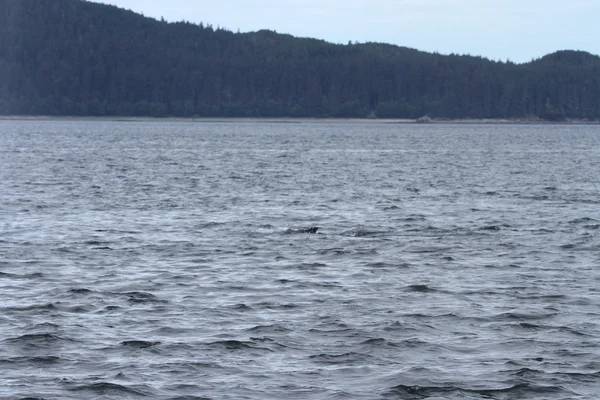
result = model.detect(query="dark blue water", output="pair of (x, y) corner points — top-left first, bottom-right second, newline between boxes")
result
(1, 120), (600, 399)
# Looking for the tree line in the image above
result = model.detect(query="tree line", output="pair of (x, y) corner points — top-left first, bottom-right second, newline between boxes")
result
(1, 0), (599, 120)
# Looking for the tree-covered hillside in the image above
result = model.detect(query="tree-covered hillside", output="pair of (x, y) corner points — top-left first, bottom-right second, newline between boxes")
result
(1, 0), (600, 119)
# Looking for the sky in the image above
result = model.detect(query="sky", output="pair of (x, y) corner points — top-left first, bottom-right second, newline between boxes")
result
(91, 0), (600, 63)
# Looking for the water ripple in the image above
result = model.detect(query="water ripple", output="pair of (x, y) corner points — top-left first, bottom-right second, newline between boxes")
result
(1, 121), (600, 399)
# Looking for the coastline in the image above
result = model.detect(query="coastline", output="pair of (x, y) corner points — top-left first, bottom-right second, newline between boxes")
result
(0, 115), (599, 124)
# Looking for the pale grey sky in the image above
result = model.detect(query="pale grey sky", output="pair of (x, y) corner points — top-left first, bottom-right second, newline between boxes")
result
(91, 0), (600, 63)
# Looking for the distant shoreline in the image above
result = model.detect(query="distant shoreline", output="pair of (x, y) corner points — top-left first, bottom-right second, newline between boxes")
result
(1, 115), (599, 124)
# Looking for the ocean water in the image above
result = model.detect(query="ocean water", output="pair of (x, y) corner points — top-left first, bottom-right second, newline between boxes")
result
(1, 120), (599, 400)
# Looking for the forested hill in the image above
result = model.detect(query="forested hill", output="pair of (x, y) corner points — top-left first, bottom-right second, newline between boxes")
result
(2, 0), (600, 119)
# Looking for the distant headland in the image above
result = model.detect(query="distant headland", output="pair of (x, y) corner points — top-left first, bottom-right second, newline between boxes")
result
(1, 0), (599, 121)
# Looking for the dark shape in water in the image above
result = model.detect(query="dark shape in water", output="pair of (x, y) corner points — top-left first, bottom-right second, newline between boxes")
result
(282, 226), (319, 235)
(406, 284), (435, 292)
(121, 340), (161, 348)
(69, 381), (149, 396)
(17, 397), (49, 400)
(480, 225), (501, 231)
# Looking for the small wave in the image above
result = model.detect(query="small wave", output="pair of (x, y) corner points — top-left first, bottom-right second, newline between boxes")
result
(245, 324), (291, 333)
(480, 225), (502, 231)
(402, 214), (427, 222)
(66, 305), (92, 313)
(556, 370), (600, 380)
(28, 355), (64, 364)
(386, 382), (565, 398)
(311, 281), (343, 289)
(400, 312), (433, 319)
(387, 384), (446, 397)
(68, 382), (150, 396)
(275, 278), (296, 284)
(405, 284), (436, 293)
(230, 303), (253, 311)
(16, 397), (50, 400)
(383, 321), (418, 332)
(308, 325), (353, 334)
(198, 221), (226, 229)
(0, 272), (43, 279)
(116, 291), (165, 304)
(7, 333), (61, 342)
(83, 240), (112, 246)
(341, 227), (384, 237)
(254, 301), (299, 310)
(4, 355), (63, 366)
(316, 247), (350, 255)
(309, 352), (370, 364)
(249, 336), (274, 343)
(121, 340), (161, 348)
(584, 224), (600, 230)
(569, 217), (598, 224)
(555, 325), (593, 337)
(68, 288), (93, 294)
(364, 261), (405, 269)
(516, 293), (566, 300)
(177, 361), (225, 371)
(283, 226), (320, 234)
(295, 262), (328, 270)
(511, 367), (544, 377)
(494, 312), (557, 321)
(359, 338), (400, 348)
(400, 338), (430, 347)
(517, 322), (544, 329)
(207, 340), (256, 350)
(404, 245), (450, 254)
(30, 322), (60, 329)
(5, 333), (72, 347)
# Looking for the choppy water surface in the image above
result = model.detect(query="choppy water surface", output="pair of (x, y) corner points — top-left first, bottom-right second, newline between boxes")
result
(1, 120), (600, 399)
